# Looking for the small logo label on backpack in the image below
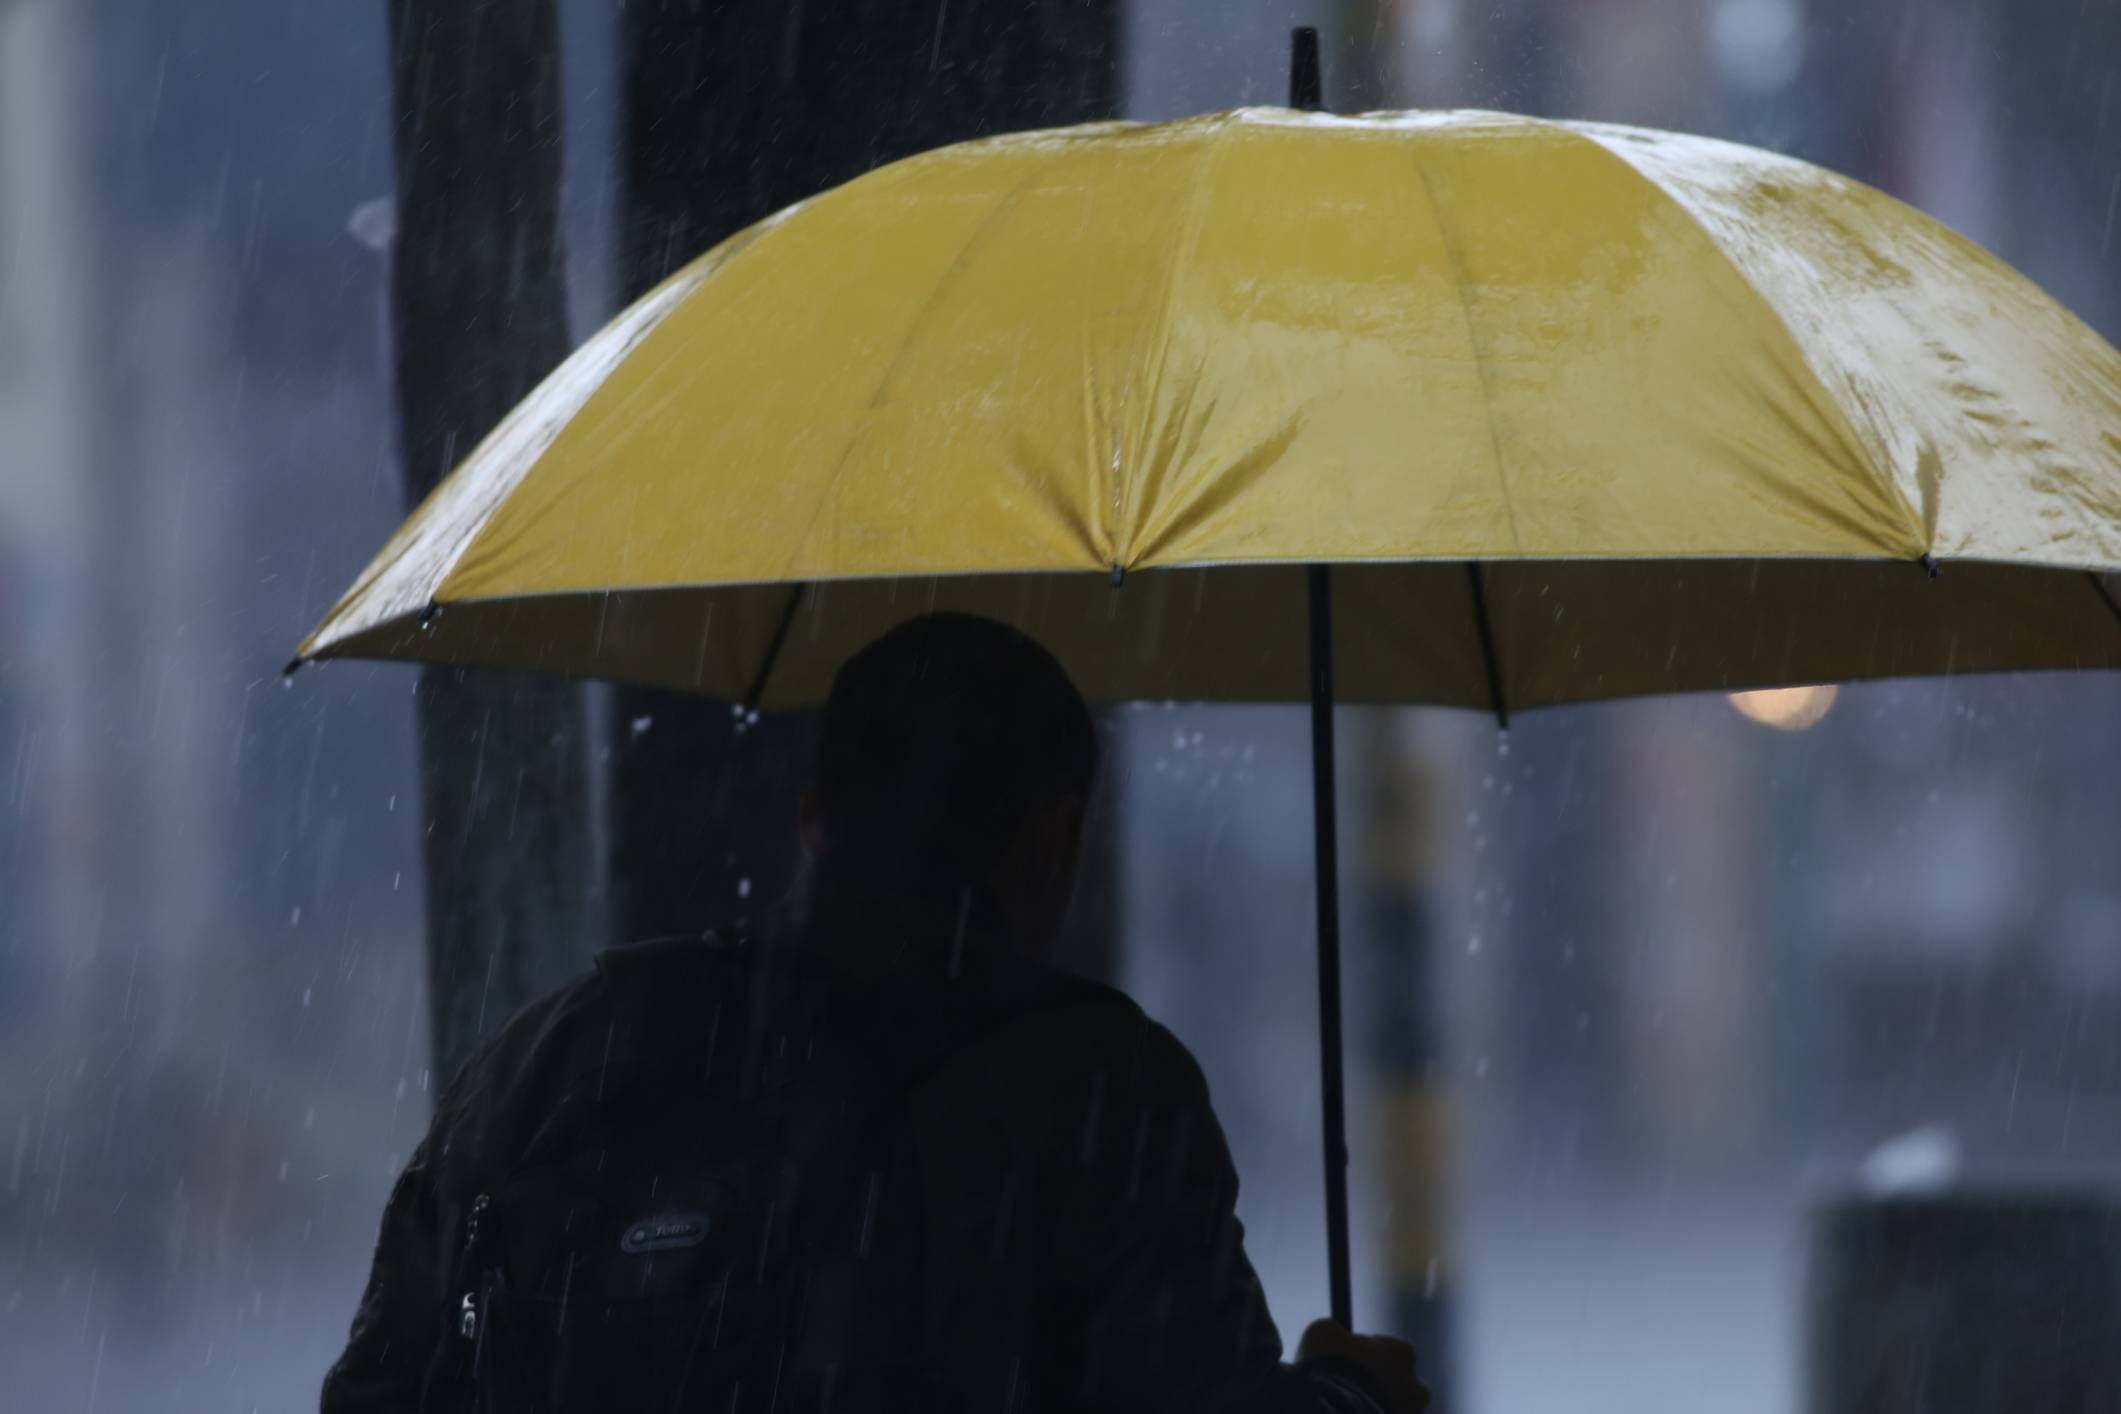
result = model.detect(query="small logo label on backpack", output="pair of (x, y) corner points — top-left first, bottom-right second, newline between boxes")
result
(621, 1212), (710, 1254)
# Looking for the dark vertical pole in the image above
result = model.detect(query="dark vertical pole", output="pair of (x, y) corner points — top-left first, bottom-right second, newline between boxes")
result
(1294, 26), (1351, 1329)
(387, 0), (595, 1077)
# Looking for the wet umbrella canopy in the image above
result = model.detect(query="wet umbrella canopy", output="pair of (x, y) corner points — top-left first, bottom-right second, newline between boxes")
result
(294, 94), (2121, 704)
(295, 30), (2121, 1329)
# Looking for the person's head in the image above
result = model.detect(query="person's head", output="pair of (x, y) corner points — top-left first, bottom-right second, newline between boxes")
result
(800, 613), (1100, 960)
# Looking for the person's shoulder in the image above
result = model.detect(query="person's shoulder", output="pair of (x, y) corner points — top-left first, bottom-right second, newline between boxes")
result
(452, 963), (607, 1083)
(960, 959), (1211, 1107)
(912, 974), (1217, 1194)
(425, 962), (611, 1165)
(597, 910), (770, 975)
(976, 949), (1134, 1017)
(593, 927), (743, 992)
(590, 913), (782, 1015)
(426, 926), (768, 1174)
(1066, 997), (1213, 1105)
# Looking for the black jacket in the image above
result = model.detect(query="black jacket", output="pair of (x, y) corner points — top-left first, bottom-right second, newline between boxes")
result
(322, 917), (1384, 1413)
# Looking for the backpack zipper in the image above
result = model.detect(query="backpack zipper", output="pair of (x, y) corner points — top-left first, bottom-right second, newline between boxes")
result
(456, 1193), (492, 1343)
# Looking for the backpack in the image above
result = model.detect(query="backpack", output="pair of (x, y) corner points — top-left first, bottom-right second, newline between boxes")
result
(430, 933), (1111, 1414)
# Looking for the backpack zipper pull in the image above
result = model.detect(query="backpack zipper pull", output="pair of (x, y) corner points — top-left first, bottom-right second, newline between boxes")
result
(457, 1290), (480, 1344)
(457, 1193), (492, 1343)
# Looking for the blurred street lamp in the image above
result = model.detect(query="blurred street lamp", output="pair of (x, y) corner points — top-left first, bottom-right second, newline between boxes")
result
(1728, 683), (1839, 730)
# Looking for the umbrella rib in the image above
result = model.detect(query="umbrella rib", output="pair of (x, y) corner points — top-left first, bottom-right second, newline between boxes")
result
(1118, 113), (1235, 568)
(1413, 160), (1525, 556)
(2090, 571), (2121, 639)
(743, 584), (807, 710)
(1466, 561), (1510, 729)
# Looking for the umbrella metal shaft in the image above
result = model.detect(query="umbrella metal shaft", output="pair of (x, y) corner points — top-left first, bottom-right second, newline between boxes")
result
(1290, 23), (1355, 1334)
(1309, 562), (1354, 1328)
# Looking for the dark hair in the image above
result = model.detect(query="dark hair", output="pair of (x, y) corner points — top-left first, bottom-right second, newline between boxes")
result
(811, 613), (1099, 884)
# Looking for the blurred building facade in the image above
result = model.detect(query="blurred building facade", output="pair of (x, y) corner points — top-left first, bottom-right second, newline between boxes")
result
(1, 3), (431, 1407)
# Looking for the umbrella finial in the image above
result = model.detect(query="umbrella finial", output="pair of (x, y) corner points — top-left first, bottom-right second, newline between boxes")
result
(1290, 27), (1324, 111)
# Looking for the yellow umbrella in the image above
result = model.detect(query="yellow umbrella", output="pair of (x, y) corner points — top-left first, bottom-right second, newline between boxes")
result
(295, 104), (2121, 709)
(295, 31), (2121, 1325)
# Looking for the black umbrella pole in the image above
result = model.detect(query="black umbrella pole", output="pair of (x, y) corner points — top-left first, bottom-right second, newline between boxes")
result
(1309, 563), (1355, 1328)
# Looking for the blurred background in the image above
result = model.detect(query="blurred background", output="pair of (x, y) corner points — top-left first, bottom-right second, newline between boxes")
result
(3, 1), (2117, 1410)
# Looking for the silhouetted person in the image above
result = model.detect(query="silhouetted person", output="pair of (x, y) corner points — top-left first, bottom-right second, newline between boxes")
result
(324, 613), (1426, 1413)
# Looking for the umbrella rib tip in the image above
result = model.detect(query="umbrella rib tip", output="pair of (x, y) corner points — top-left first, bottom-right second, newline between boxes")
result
(1919, 553), (1942, 579)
